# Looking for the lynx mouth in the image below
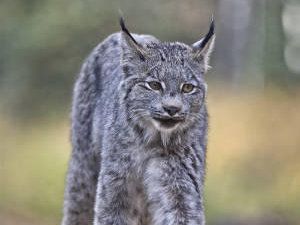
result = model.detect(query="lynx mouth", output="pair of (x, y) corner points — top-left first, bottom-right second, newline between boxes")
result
(152, 116), (184, 129)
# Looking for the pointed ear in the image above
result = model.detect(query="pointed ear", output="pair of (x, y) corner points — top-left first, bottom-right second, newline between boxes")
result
(192, 18), (215, 72)
(119, 17), (148, 63)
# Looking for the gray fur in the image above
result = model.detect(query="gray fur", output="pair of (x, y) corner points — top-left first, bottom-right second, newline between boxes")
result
(62, 19), (215, 225)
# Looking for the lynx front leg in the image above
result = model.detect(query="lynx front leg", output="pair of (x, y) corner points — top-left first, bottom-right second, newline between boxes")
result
(145, 155), (205, 225)
(93, 157), (134, 225)
(62, 147), (100, 225)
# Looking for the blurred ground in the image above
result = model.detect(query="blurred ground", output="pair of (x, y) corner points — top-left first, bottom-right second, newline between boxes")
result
(0, 212), (53, 225)
(1, 87), (299, 225)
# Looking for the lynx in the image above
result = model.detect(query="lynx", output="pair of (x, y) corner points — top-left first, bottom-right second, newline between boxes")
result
(62, 17), (215, 225)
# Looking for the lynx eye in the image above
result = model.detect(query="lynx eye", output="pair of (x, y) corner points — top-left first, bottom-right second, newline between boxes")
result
(181, 83), (195, 93)
(146, 81), (162, 91)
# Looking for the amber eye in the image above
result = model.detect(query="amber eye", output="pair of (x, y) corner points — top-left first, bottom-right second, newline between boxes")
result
(182, 83), (195, 93)
(147, 81), (162, 91)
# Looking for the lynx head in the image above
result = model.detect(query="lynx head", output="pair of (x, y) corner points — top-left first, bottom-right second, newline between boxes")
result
(119, 17), (215, 143)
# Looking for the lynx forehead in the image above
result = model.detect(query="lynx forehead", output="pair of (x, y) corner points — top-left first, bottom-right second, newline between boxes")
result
(62, 17), (215, 225)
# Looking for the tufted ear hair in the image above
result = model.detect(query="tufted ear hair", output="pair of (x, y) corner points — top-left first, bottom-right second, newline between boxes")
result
(119, 17), (148, 63)
(192, 18), (215, 72)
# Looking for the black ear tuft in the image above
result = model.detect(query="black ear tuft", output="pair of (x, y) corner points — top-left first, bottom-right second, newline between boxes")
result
(191, 16), (216, 71)
(119, 17), (139, 46)
(119, 16), (148, 62)
(199, 17), (215, 50)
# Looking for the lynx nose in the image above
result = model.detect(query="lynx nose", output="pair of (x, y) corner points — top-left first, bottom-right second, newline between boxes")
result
(163, 105), (181, 116)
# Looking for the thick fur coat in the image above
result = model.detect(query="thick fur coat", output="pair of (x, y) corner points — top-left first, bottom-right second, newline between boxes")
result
(62, 18), (215, 225)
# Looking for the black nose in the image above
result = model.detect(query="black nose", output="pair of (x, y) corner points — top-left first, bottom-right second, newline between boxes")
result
(163, 106), (181, 116)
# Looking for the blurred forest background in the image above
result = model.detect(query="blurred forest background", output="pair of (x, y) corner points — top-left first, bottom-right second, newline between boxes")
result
(1, 0), (300, 224)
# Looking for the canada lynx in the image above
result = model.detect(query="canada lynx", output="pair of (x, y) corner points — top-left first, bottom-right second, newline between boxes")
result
(62, 17), (215, 225)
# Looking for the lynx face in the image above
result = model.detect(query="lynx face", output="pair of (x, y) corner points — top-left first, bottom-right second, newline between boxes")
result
(123, 44), (207, 133)
(120, 18), (214, 135)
